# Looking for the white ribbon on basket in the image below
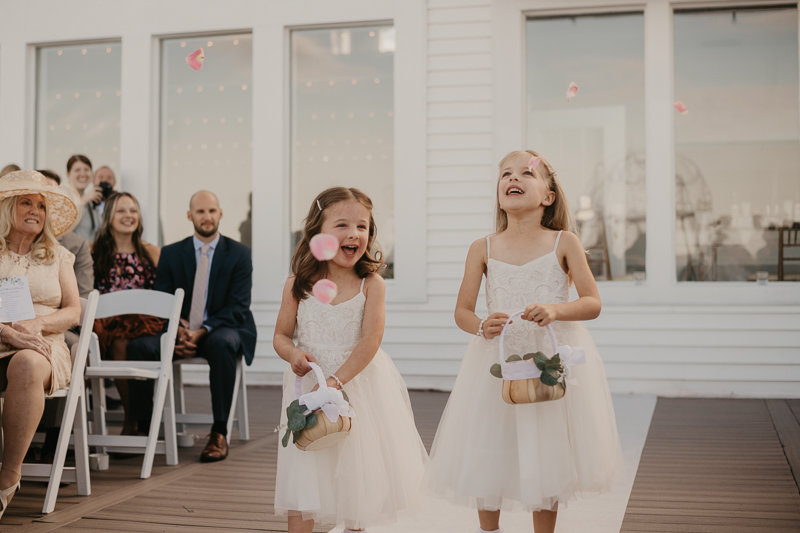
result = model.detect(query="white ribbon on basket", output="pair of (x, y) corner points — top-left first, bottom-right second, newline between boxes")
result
(294, 362), (355, 424)
(498, 311), (587, 385)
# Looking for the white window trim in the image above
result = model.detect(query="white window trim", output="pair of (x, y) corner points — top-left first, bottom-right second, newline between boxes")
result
(494, 0), (800, 305)
(253, 1), (428, 304)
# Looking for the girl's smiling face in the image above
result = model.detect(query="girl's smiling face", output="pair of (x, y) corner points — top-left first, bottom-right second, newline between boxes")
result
(319, 199), (371, 269)
(497, 152), (555, 215)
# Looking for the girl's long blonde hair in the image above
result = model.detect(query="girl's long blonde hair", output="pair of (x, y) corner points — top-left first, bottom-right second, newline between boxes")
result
(495, 150), (575, 234)
(291, 187), (385, 301)
(0, 195), (59, 264)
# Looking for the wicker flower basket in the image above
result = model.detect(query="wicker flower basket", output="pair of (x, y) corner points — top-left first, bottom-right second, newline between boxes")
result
(492, 311), (585, 405)
(292, 363), (353, 452)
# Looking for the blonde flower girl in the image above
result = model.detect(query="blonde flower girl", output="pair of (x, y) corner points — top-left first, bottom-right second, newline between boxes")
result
(425, 151), (625, 533)
(273, 187), (427, 533)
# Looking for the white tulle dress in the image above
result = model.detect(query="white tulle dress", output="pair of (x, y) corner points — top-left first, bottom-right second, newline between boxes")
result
(424, 232), (625, 513)
(274, 279), (428, 529)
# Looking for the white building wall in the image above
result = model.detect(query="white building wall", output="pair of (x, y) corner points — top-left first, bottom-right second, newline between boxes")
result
(0, 0), (797, 397)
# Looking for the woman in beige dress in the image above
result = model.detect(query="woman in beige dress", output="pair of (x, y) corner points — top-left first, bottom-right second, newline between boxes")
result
(0, 170), (81, 520)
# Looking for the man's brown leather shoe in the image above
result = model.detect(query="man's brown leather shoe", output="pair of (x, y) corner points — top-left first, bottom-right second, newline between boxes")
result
(200, 431), (228, 463)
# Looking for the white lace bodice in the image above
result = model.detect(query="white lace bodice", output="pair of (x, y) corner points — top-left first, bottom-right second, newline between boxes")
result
(485, 231), (570, 354)
(296, 281), (365, 378)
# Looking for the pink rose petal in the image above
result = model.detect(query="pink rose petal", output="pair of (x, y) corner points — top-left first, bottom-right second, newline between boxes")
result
(673, 101), (688, 115)
(310, 233), (339, 261)
(528, 156), (541, 172)
(186, 48), (205, 71)
(312, 279), (338, 305)
(566, 82), (579, 102)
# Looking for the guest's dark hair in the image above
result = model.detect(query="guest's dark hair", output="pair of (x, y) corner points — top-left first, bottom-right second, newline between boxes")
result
(92, 192), (155, 282)
(37, 169), (61, 185)
(291, 187), (384, 301)
(67, 154), (92, 173)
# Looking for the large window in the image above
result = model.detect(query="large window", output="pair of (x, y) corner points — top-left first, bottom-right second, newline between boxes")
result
(526, 14), (645, 281)
(159, 33), (252, 246)
(674, 7), (800, 282)
(291, 25), (395, 276)
(35, 42), (122, 176)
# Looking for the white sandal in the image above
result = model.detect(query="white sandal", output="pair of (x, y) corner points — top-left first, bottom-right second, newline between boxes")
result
(0, 478), (21, 520)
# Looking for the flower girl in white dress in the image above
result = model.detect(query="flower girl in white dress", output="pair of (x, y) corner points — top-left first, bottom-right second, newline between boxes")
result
(424, 151), (625, 533)
(273, 187), (427, 533)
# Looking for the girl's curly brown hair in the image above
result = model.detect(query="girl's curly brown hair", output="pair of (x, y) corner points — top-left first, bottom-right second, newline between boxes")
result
(291, 187), (384, 301)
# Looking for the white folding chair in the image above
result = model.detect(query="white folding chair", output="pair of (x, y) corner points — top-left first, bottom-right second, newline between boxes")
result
(0, 291), (98, 514)
(85, 289), (184, 479)
(173, 353), (250, 441)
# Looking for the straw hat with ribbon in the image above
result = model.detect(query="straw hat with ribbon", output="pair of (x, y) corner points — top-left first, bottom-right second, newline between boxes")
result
(0, 170), (79, 237)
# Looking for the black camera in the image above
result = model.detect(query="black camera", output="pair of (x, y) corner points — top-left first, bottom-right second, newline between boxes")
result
(94, 181), (114, 205)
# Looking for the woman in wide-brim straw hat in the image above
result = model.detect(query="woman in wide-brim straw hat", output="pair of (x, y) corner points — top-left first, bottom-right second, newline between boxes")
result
(0, 170), (81, 520)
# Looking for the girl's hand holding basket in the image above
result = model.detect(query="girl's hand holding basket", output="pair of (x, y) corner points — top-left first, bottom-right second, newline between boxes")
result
(489, 310), (586, 404)
(481, 312), (511, 340)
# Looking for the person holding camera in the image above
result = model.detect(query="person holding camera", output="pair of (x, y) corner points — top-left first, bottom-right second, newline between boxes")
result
(94, 166), (117, 216)
(66, 155), (103, 242)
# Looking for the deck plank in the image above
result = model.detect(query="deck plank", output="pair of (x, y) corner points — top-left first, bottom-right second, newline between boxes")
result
(620, 398), (800, 532)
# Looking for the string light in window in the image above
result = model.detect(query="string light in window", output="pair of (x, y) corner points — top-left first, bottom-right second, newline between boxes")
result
(113, 146), (118, 152)
(116, 91), (121, 97)
(201, 144), (207, 150)
(207, 41), (213, 47)
(106, 47), (112, 53)
(74, 93), (80, 99)
(348, 112), (354, 118)
(388, 111), (393, 117)
(177, 88), (183, 94)
(329, 81), (335, 86)
(238, 117), (243, 123)
(306, 82), (312, 87)
(55, 94), (61, 100)
(197, 86), (203, 92)
(366, 155), (372, 160)
(181, 42), (186, 48)
(323, 156), (329, 162)
(82, 49), (87, 55)
(49, 125), (55, 131)
(241, 84), (247, 91)
(168, 119), (174, 126)
(57, 50), (63, 56)
(219, 85), (224, 91)
(330, 113), (335, 119)
(185, 119), (191, 125)
(83, 123), (88, 129)
(96, 91), (101, 97)
(233, 39), (239, 45)
(312, 114), (317, 120)
(374, 78), (380, 84)
(368, 112), (374, 118)
(352, 79), (357, 85)
(202, 118), (208, 124)
(369, 31), (375, 37)
(220, 118), (226, 123)
(66, 124), (71, 130)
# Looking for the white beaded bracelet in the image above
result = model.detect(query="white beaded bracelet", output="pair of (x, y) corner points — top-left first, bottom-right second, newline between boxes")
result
(331, 374), (344, 389)
(477, 317), (487, 339)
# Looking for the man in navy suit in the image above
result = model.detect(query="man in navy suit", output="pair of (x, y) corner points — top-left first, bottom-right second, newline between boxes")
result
(127, 190), (256, 462)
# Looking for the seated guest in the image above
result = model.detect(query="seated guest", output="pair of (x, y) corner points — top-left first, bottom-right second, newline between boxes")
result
(128, 191), (256, 462)
(66, 155), (102, 242)
(0, 171), (80, 520)
(92, 192), (163, 436)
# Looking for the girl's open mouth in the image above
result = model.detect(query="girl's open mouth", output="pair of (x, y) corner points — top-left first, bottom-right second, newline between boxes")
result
(341, 245), (358, 257)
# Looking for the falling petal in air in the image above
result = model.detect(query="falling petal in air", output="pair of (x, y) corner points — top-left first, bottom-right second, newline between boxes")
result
(528, 156), (541, 173)
(567, 82), (579, 102)
(312, 279), (338, 305)
(673, 101), (688, 115)
(186, 48), (205, 71)
(309, 233), (339, 261)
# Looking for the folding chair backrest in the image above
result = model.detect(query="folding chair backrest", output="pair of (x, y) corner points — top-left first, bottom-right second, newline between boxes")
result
(92, 289), (184, 366)
(72, 291), (99, 381)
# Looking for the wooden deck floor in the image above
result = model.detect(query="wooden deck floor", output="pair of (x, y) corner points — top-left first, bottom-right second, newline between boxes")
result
(621, 398), (800, 533)
(0, 387), (449, 533)
(2, 391), (799, 532)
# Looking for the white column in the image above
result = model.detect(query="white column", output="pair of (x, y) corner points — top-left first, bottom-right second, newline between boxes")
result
(0, 1), (29, 168)
(644, 1), (676, 287)
(119, 32), (159, 243)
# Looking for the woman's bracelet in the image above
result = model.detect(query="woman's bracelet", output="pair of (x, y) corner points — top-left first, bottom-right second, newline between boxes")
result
(0, 325), (6, 342)
(477, 317), (487, 339)
(331, 374), (344, 389)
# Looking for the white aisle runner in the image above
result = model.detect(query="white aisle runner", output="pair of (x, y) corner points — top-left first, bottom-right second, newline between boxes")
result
(330, 393), (657, 533)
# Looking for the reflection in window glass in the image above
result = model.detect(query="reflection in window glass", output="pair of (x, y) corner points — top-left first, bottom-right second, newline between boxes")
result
(160, 34), (252, 246)
(291, 25), (395, 277)
(527, 14), (645, 281)
(35, 42), (121, 175)
(675, 8), (800, 282)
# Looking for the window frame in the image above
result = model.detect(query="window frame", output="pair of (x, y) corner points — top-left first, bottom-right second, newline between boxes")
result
(499, 0), (800, 304)
(254, 2), (427, 304)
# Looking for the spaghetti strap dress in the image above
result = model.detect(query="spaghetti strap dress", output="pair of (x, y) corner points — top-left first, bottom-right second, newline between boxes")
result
(424, 231), (625, 512)
(274, 278), (428, 529)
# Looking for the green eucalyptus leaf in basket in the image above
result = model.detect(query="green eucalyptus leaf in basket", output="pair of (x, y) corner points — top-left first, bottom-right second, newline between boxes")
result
(540, 369), (560, 386)
(532, 352), (549, 371)
(305, 412), (318, 429)
(282, 429), (291, 447)
(522, 353), (536, 361)
(288, 413), (306, 432)
(506, 354), (522, 362)
(489, 363), (503, 378)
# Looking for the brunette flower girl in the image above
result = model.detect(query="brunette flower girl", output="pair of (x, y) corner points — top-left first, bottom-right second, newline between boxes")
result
(425, 151), (625, 533)
(273, 187), (427, 533)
